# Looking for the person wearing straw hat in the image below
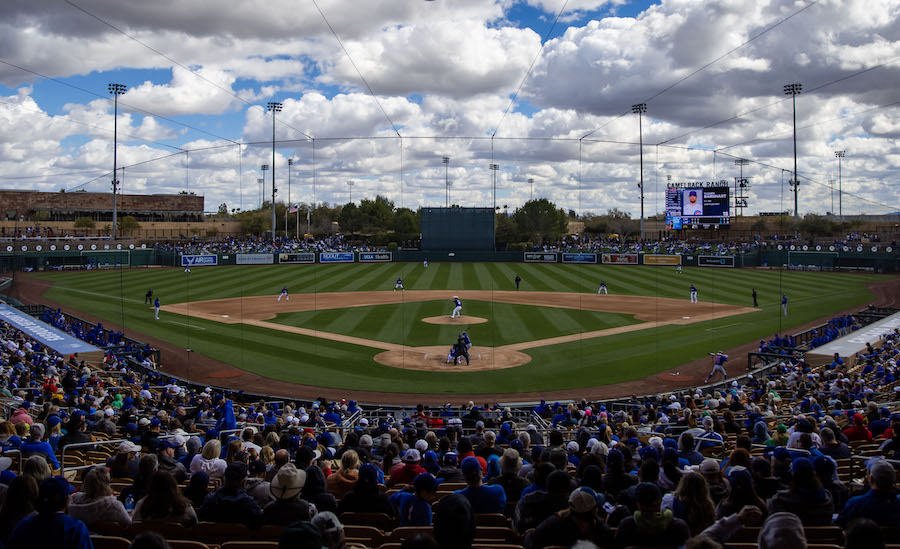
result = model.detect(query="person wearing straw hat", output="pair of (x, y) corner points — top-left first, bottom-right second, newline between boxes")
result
(263, 464), (316, 525)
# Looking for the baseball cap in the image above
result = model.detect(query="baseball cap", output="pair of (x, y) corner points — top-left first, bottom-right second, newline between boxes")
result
(224, 462), (248, 481)
(403, 449), (421, 463)
(311, 511), (343, 534)
(117, 441), (141, 454)
(566, 441), (579, 453)
(248, 460), (267, 475)
(699, 458), (720, 475)
(689, 190), (697, 196)
(413, 472), (442, 493)
(461, 456), (481, 477)
(635, 482), (661, 506)
(569, 487), (599, 513)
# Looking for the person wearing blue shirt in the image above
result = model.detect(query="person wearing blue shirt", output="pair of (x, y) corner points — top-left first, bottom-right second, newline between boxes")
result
(19, 424), (59, 470)
(8, 476), (92, 549)
(455, 456), (506, 514)
(836, 460), (900, 527)
(390, 473), (440, 526)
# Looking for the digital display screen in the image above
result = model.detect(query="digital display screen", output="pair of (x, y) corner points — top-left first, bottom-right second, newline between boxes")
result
(666, 186), (730, 229)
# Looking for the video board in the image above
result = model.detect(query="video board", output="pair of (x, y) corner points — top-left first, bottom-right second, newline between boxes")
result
(665, 181), (730, 229)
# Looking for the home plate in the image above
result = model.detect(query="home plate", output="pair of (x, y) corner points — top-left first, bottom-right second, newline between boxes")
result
(222, 315), (230, 318)
(682, 316), (690, 319)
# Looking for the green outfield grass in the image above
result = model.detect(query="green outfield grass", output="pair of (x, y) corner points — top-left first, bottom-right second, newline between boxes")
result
(25, 263), (893, 394)
(270, 299), (640, 347)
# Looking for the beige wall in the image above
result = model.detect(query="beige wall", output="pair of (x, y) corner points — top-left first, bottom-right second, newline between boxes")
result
(0, 220), (243, 239)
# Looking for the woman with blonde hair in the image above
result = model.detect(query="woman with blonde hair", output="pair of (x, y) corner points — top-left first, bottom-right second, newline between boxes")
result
(260, 445), (275, 467)
(22, 455), (51, 483)
(190, 439), (227, 478)
(326, 449), (359, 498)
(68, 466), (131, 527)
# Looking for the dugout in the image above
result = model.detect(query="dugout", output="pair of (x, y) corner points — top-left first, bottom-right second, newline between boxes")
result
(421, 207), (495, 251)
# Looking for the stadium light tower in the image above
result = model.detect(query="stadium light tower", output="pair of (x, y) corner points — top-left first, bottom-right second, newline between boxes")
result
(632, 103), (647, 240)
(347, 180), (354, 204)
(528, 178), (534, 201)
(489, 164), (499, 211)
(287, 158), (293, 238)
(266, 102), (282, 241)
(734, 158), (749, 217)
(442, 156), (450, 207)
(784, 83), (802, 220)
(835, 150), (845, 219)
(108, 83), (126, 239)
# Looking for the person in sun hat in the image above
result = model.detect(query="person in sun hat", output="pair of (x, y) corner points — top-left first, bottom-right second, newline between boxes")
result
(263, 463), (315, 525)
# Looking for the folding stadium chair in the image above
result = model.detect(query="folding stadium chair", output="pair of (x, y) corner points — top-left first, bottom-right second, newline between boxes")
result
(127, 520), (189, 540)
(340, 512), (396, 532)
(90, 535), (131, 549)
(387, 526), (433, 543)
(167, 541), (212, 549)
(803, 526), (844, 544)
(343, 525), (386, 547)
(256, 525), (283, 540)
(192, 522), (251, 546)
(220, 542), (278, 549)
(474, 514), (512, 528)
(91, 520), (129, 537)
(472, 526), (520, 543)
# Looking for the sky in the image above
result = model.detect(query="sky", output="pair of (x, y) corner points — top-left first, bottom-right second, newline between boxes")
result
(0, 0), (898, 218)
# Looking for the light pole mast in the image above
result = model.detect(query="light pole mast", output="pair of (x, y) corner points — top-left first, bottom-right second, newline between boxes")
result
(287, 158), (293, 238)
(528, 178), (534, 201)
(835, 150), (845, 219)
(266, 102), (282, 242)
(108, 83), (126, 239)
(442, 156), (450, 207)
(784, 83), (802, 220)
(489, 164), (499, 211)
(632, 103), (647, 240)
(260, 164), (269, 221)
(734, 158), (749, 217)
(347, 181), (354, 204)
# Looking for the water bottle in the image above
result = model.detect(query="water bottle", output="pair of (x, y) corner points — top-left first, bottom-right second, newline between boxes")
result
(124, 494), (135, 511)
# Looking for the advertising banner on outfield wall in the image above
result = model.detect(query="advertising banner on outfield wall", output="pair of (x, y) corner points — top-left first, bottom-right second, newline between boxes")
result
(236, 253), (274, 265)
(524, 252), (557, 263)
(698, 255), (735, 267)
(359, 252), (392, 262)
(181, 255), (217, 267)
(643, 254), (682, 266)
(278, 253), (315, 264)
(320, 252), (354, 263)
(562, 253), (597, 264)
(601, 253), (638, 265)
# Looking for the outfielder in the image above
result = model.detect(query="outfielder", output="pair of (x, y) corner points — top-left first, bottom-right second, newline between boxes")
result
(690, 283), (698, 303)
(451, 296), (462, 319)
(394, 277), (404, 291)
(424, 258), (428, 268)
(704, 351), (728, 383)
(277, 286), (289, 301)
(154, 297), (161, 320)
(598, 281), (607, 294)
(782, 294), (788, 316)
(184, 265), (191, 273)
(676, 263), (682, 274)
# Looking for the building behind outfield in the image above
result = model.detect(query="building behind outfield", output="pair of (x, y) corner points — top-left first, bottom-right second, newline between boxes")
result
(0, 190), (204, 223)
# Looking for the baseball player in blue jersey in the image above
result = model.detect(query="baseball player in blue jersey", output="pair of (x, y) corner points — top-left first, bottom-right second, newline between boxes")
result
(394, 277), (404, 291)
(447, 345), (458, 364)
(451, 296), (462, 318)
(704, 351), (728, 383)
(154, 297), (161, 320)
(598, 281), (607, 294)
(424, 258), (428, 268)
(690, 283), (698, 303)
(782, 294), (788, 316)
(277, 286), (289, 301)
(460, 332), (472, 350)
(676, 263), (682, 274)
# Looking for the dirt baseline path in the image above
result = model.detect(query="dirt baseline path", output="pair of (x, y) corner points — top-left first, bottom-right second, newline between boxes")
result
(162, 290), (757, 372)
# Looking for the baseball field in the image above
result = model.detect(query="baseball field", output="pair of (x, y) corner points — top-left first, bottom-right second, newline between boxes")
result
(20, 262), (893, 397)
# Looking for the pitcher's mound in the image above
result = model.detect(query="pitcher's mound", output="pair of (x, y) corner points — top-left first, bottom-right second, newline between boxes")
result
(374, 345), (531, 372)
(421, 315), (488, 325)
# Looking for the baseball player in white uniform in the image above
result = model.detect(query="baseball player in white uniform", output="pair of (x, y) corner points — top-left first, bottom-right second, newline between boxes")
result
(394, 277), (404, 291)
(690, 283), (698, 303)
(451, 296), (462, 319)
(704, 351), (728, 383)
(184, 265), (191, 273)
(782, 294), (788, 316)
(277, 286), (289, 301)
(424, 258), (428, 268)
(598, 281), (607, 294)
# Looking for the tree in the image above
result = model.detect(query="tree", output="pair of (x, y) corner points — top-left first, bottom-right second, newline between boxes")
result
(218, 203), (228, 215)
(495, 213), (518, 247)
(512, 199), (568, 244)
(393, 208), (418, 241)
(235, 210), (268, 235)
(358, 195), (395, 233)
(338, 202), (363, 236)
(750, 219), (768, 233)
(117, 216), (141, 232)
(74, 217), (95, 229)
(583, 215), (609, 235)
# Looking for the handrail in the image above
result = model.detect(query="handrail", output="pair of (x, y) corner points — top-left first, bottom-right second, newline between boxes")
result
(60, 438), (127, 473)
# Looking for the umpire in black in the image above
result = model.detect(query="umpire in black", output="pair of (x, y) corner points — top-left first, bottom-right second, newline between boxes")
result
(454, 336), (470, 365)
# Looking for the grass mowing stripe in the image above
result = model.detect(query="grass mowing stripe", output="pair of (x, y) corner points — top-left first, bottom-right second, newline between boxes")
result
(471, 263), (497, 291)
(531, 264), (586, 293)
(431, 262), (451, 290)
(462, 263), (481, 291)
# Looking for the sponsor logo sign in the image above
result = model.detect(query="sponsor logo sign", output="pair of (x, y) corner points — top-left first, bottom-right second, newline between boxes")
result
(278, 253), (316, 264)
(643, 254), (681, 266)
(601, 253), (638, 265)
(181, 255), (217, 267)
(359, 252), (392, 262)
(0, 304), (101, 354)
(524, 252), (557, 263)
(698, 255), (735, 267)
(561, 253), (597, 264)
(236, 253), (274, 265)
(320, 252), (354, 263)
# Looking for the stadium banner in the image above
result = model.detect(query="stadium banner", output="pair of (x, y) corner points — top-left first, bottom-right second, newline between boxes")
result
(0, 304), (101, 354)
(180, 254), (217, 267)
(601, 253), (638, 265)
(561, 253), (597, 264)
(236, 253), (274, 265)
(524, 252), (557, 263)
(643, 254), (681, 266)
(278, 253), (315, 264)
(320, 252), (354, 263)
(359, 252), (392, 263)
(698, 255), (735, 268)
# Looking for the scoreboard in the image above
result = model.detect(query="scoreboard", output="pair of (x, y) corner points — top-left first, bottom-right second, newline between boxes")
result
(665, 181), (730, 229)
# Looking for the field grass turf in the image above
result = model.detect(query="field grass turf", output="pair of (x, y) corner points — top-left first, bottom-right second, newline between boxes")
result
(270, 299), (640, 347)
(26, 263), (892, 394)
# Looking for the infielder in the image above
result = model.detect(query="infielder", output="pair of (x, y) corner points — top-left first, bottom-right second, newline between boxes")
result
(782, 294), (788, 316)
(451, 296), (462, 319)
(394, 277), (404, 291)
(690, 283), (698, 303)
(752, 288), (758, 307)
(704, 351), (728, 383)
(154, 297), (161, 320)
(598, 281), (607, 294)
(277, 286), (289, 301)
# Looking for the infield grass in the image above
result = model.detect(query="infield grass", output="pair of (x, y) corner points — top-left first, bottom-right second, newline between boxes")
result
(25, 262), (893, 394)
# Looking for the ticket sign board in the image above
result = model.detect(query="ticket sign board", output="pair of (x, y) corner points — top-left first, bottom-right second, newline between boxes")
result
(601, 253), (638, 265)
